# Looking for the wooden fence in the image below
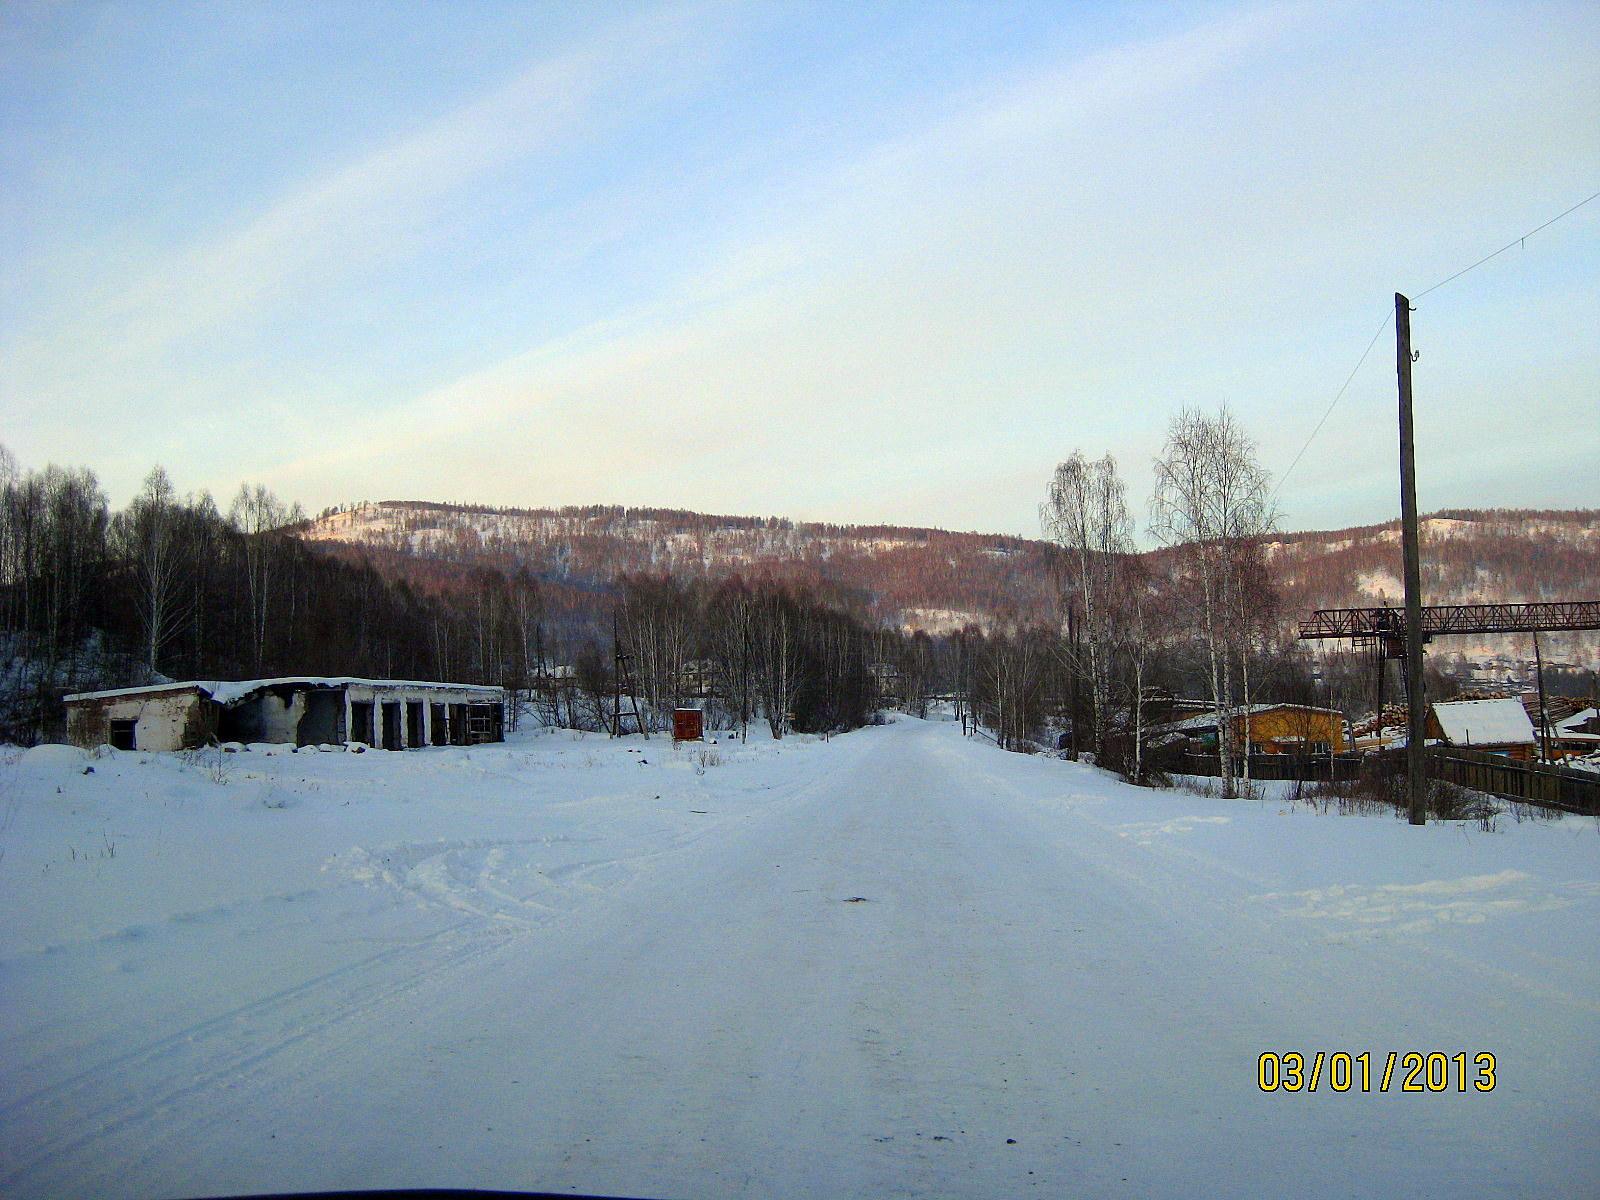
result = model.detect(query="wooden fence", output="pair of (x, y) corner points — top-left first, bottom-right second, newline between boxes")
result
(1162, 751), (1365, 783)
(1427, 747), (1600, 816)
(1153, 744), (1600, 816)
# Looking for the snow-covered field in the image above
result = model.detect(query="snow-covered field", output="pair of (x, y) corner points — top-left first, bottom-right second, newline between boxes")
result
(2, 718), (1596, 1199)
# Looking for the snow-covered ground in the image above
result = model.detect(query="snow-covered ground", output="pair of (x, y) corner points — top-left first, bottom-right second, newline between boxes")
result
(1, 719), (1596, 1199)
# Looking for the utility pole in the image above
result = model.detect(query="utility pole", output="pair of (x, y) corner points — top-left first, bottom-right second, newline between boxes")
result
(1396, 293), (1427, 825)
(1533, 631), (1550, 763)
(611, 609), (621, 738)
(740, 617), (750, 744)
(1374, 640), (1385, 740)
(957, 630), (968, 735)
(610, 609), (647, 739)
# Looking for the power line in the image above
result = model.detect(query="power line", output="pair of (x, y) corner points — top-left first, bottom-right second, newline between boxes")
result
(1413, 188), (1600, 300)
(1272, 312), (1389, 499)
(1275, 187), (1600, 496)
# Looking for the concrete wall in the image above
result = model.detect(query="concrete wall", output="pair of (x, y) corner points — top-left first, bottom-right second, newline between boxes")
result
(67, 681), (503, 752)
(225, 690), (307, 744)
(66, 691), (216, 751)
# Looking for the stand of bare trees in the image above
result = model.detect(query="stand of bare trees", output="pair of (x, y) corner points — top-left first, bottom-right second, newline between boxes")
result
(562, 574), (879, 739)
(0, 444), (895, 746)
(975, 413), (1289, 785)
(460, 566), (545, 730)
(1042, 451), (1138, 765)
(0, 448), (531, 743)
(1149, 407), (1277, 798)
(3, 424), (1305, 760)
(969, 625), (1059, 751)
(614, 574), (697, 731)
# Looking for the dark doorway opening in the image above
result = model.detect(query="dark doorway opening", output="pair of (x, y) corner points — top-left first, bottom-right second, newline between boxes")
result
(110, 719), (137, 750)
(382, 701), (403, 750)
(350, 701), (374, 746)
(297, 689), (342, 746)
(430, 703), (449, 745)
(406, 701), (424, 749)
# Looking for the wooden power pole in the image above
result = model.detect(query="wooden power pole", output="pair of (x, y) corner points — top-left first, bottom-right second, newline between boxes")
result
(610, 609), (647, 740)
(1396, 293), (1427, 825)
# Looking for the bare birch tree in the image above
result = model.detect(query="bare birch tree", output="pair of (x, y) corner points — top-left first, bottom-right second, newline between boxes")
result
(113, 466), (189, 676)
(229, 483), (299, 674)
(754, 590), (802, 738)
(1042, 452), (1134, 762)
(1149, 407), (1275, 797)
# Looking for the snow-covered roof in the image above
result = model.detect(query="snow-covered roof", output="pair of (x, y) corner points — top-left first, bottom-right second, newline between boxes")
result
(1430, 698), (1535, 746)
(61, 681), (212, 703)
(1556, 707), (1598, 733)
(1148, 703), (1344, 735)
(205, 677), (503, 704)
(65, 677), (503, 705)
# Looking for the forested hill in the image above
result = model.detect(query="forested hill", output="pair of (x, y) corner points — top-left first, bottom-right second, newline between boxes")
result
(298, 502), (1065, 635)
(298, 501), (1600, 642)
(1263, 510), (1600, 613)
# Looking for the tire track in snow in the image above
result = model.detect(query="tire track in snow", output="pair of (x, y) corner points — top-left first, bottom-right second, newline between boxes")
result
(0, 918), (513, 1197)
(0, 733), (880, 1200)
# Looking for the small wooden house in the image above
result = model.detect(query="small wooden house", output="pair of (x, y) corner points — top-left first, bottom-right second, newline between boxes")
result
(1426, 698), (1536, 759)
(1550, 707), (1600, 760)
(1148, 703), (1349, 755)
(1233, 704), (1350, 755)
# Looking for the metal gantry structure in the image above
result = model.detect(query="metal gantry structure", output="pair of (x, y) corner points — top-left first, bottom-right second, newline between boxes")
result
(1298, 599), (1600, 773)
(1299, 601), (1600, 648)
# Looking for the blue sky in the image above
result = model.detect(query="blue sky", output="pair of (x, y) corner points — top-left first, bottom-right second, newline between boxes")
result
(3, 0), (1596, 539)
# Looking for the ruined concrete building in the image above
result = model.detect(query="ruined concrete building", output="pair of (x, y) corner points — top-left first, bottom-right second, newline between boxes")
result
(63, 678), (506, 752)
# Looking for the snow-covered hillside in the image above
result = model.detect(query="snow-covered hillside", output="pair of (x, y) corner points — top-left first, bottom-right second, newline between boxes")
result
(298, 502), (1600, 660)
(1263, 510), (1600, 666)
(3, 721), (1595, 1199)
(299, 500), (1034, 632)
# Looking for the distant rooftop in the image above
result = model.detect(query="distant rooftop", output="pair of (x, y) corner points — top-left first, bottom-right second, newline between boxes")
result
(1430, 697), (1535, 746)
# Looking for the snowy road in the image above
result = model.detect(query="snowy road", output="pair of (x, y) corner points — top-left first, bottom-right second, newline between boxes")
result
(3, 719), (1597, 1198)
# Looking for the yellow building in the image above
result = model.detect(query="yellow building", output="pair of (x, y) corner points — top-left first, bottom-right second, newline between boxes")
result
(1229, 704), (1349, 755)
(1155, 703), (1350, 755)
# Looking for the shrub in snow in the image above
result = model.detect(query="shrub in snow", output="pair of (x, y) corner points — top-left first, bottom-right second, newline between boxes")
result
(180, 746), (234, 785)
(1299, 765), (1507, 827)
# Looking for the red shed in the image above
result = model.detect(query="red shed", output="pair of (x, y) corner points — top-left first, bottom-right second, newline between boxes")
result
(672, 707), (704, 742)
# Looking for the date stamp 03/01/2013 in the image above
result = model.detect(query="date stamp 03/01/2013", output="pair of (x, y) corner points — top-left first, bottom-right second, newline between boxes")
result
(1258, 1051), (1497, 1094)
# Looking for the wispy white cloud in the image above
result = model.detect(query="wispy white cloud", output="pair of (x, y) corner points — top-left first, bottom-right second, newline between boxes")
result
(273, 4), (1332, 514)
(7, 0), (1597, 534)
(3, 2), (734, 390)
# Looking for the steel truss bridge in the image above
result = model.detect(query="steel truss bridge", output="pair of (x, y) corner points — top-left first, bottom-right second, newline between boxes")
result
(1299, 601), (1600, 652)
